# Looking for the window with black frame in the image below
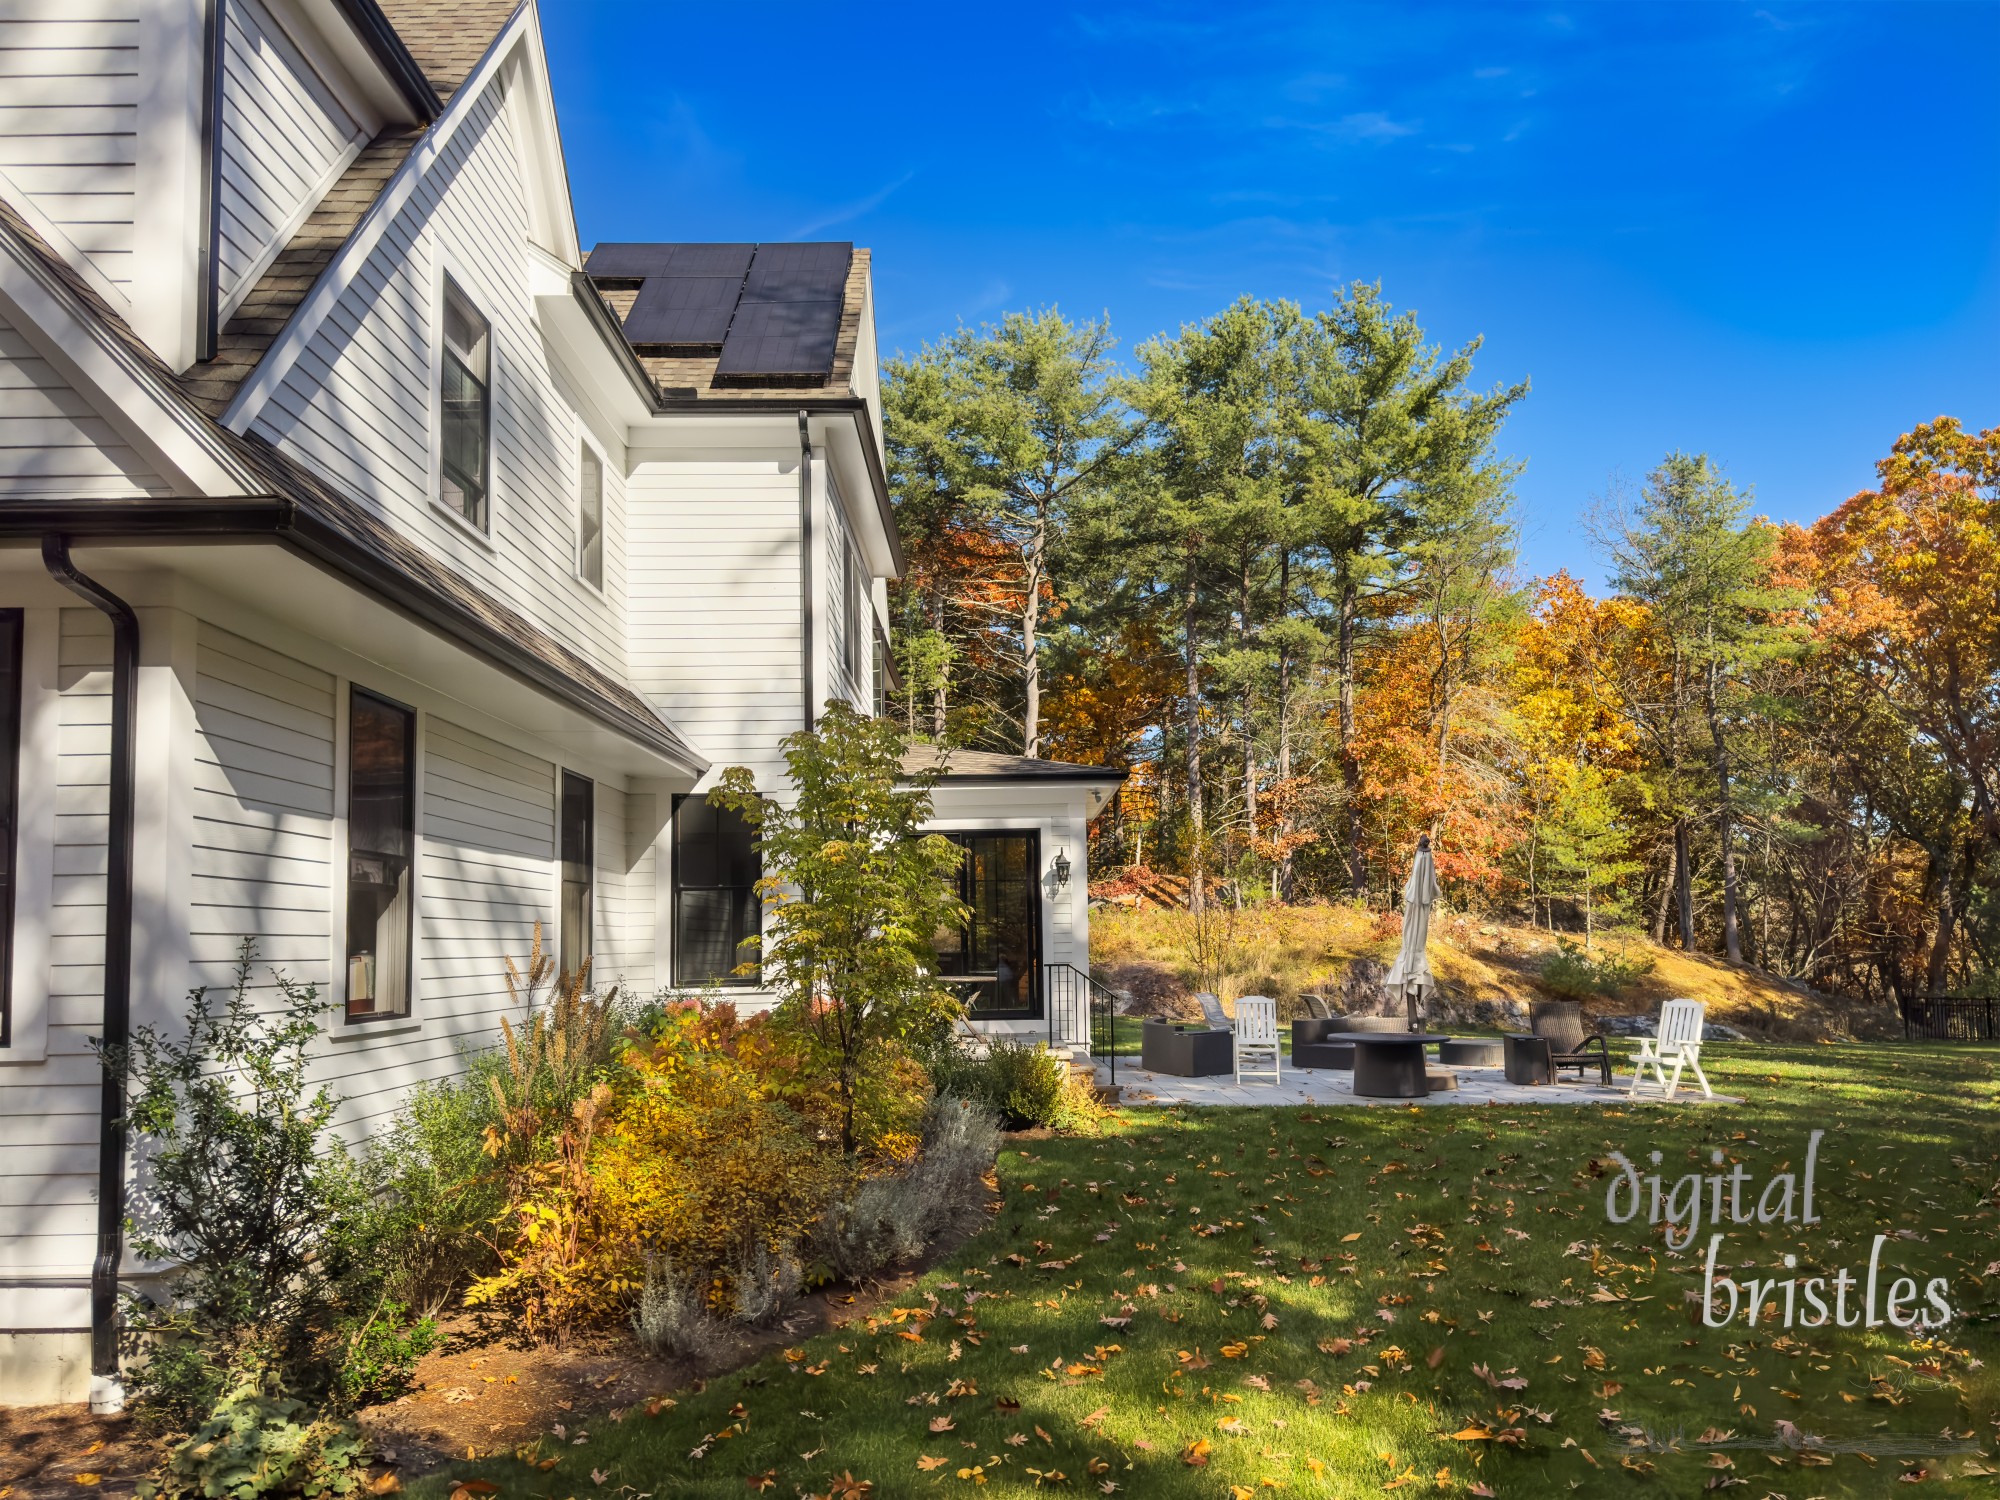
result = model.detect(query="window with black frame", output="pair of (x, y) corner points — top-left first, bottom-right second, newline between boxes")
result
(0, 611), (19, 1047)
(934, 832), (1039, 1016)
(673, 796), (759, 986)
(346, 689), (415, 1020)
(439, 277), (491, 528)
(560, 770), (593, 981)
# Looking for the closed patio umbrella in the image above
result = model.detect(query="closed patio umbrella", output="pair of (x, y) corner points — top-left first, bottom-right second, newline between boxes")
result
(1384, 835), (1439, 1029)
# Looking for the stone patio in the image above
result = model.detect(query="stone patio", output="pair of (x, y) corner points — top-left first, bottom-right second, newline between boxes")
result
(1097, 1060), (1738, 1108)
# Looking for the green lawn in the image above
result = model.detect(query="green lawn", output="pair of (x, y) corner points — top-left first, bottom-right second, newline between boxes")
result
(424, 1042), (2000, 1497)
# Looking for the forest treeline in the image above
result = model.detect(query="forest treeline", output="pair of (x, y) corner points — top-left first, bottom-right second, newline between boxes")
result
(882, 285), (2000, 1007)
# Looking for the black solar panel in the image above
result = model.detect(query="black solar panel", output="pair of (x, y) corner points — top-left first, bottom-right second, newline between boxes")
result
(741, 242), (852, 302)
(664, 243), (755, 278)
(583, 243), (678, 277)
(714, 299), (843, 378)
(622, 274), (744, 346)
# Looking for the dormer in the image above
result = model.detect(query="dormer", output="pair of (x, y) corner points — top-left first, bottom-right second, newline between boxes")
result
(0, 0), (439, 373)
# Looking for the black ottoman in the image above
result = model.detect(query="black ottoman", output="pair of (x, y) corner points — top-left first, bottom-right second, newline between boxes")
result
(1502, 1033), (1553, 1085)
(1294, 1040), (1356, 1070)
(1438, 1037), (1504, 1068)
(1142, 1020), (1231, 1077)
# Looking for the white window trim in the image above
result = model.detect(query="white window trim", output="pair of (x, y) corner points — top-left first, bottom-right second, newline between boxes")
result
(573, 421), (608, 596)
(427, 253), (500, 546)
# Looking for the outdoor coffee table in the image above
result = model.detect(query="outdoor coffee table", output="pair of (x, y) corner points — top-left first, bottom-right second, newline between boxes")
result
(1437, 1037), (1504, 1068)
(1349, 1033), (1456, 1098)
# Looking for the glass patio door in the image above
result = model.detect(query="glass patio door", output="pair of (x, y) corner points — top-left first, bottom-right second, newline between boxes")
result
(935, 832), (1041, 1017)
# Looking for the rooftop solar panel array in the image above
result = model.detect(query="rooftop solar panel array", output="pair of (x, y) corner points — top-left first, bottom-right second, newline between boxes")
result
(586, 240), (852, 381)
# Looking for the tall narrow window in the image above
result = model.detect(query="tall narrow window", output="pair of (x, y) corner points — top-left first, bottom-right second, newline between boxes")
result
(560, 770), (594, 981)
(577, 443), (604, 589)
(0, 611), (19, 1047)
(346, 689), (415, 1021)
(673, 796), (759, 986)
(439, 277), (491, 528)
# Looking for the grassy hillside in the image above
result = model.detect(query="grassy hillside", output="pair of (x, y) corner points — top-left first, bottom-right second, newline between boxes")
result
(1090, 902), (1900, 1040)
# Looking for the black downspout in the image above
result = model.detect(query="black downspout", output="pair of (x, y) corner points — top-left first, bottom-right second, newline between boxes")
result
(799, 410), (815, 732)
(42, 537), (138, 1411)
(195, 0), (223, 363)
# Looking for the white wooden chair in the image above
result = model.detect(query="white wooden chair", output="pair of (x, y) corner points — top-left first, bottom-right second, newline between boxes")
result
(1197, 991), (1231, 1032)
(1233, 996), (1281, 1086)
(1628, 999), (1713, 1100)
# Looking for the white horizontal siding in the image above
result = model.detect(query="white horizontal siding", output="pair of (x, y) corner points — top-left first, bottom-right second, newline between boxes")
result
(0, 609), (110, 1281)
(214, 0), (361, 311)
(589, 779), (651, 999)
(0, 313), (166, 496)
(246, 72), (629, 686)
(188, 622), (336, 995)
(0, 4), (138, 289)
(626, 452), (802, 784)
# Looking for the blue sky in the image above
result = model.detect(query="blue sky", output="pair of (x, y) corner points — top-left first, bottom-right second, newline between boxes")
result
(542, 2), (2000, 584)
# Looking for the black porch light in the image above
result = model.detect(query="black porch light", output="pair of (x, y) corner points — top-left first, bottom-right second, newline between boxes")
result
(1053, 848), (1072, 889)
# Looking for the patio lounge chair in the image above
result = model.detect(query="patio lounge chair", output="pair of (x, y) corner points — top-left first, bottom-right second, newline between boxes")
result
(1233, 996), (1281, 1086)
(1630, 998), (1713, 1100)
(1528, 1000), (1612, 1086)
(1197, 992), (1231, 1032)
(1302, 994), (1332, 1019)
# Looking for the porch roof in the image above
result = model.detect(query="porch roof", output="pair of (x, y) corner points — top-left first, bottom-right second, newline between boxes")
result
(900, 748), (1128, 785)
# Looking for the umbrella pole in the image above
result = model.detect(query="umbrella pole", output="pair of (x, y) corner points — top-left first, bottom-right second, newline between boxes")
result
(1407, 982), (1423, 1030)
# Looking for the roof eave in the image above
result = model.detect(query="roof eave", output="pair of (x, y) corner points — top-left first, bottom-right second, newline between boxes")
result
(331, 0), (444, 119)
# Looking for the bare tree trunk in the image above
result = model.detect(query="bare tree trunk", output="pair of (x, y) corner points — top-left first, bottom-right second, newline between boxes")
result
(1021, 509), (1045, 758)
(1240, 553), (1256, 898)
(1674, 818), (1695, 949)
(1652, 843), (1674, 945)
(1705, 658), (1743, 962)
(1338, 578), (1364, 899)
(930, 587), (948, 741)
(1184, 544), (1205, 917)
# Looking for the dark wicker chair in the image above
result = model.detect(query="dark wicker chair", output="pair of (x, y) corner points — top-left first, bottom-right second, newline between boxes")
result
(1529, 1000), (1612, 1086)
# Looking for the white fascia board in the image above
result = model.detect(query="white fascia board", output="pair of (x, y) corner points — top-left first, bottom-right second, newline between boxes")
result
(0, 227), (260, 498)
(0, 167), (134, 320)
(218, 2), (545, 432)
(271, 0), (413, 130)
(823, 412), (898, 579)
(503, 2), (581, 268)
(534, 286), (654, 428)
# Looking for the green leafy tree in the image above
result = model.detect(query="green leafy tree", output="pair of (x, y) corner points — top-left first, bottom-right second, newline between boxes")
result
(1290, 283), (1527, 896)
(1539, 761), (1641, 946)
(1598, 452), (1798, 961)
(711, 702), (969, 1154)
(884, 310), (1134, 755)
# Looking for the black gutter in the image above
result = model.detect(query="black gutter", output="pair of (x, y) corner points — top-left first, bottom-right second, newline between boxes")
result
(798, 410), (815, 732)
(330, 0), (443, 119)
(41, 537), (137, 1408)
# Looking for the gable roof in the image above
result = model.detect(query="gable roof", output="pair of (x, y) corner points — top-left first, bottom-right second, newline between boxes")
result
(0, 191), (705, 778)
(375, 0), (525, 102)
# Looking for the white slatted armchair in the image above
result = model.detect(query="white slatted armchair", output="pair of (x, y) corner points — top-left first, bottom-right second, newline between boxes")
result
(1629, 999), (1713, 1100)
(1233, 996), (1281, 1086)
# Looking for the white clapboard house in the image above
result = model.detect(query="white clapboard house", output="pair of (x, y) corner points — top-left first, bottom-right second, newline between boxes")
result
(0, 0), (1121, 1408)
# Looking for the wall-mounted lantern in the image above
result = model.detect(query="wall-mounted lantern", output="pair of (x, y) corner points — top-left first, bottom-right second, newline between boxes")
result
(1053, 848), (1072, 889)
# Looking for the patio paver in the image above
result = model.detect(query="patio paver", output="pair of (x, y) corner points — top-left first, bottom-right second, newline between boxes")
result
(1097, 1061), (1738, 1107)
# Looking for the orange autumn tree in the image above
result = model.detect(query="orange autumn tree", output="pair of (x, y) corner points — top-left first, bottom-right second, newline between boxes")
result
(1790, 417), (2000, 994)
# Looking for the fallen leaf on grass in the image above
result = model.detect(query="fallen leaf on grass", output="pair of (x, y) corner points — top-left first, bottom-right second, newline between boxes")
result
(1182, 1438), (1213, 1467)
(915, 1456), (947, 1472)
(927, 1416), (955, 1433)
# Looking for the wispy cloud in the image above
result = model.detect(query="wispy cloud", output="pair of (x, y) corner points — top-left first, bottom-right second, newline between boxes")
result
(1335, 111), (1420, 142)
(787, 170), (916, 238)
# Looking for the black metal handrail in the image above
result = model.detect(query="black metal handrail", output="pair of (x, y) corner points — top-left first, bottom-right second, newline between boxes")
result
(1041, 961), (1122, 1088)
(1902, 995), (1998, 1041)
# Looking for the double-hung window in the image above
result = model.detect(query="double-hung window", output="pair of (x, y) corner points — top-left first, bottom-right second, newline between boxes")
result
(577, 443), (604, 590)
(439, 278), (492, 529)
(559, 770), (594, 980)
(842, 543), (864, 686)
(672, 796), (759, 986)
(346, 689), (415, 1020)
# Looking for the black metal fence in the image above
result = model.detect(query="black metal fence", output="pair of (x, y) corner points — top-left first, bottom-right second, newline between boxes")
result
(1902, 995), (1998, 1041)
(1042, 961), (1122, 1087)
